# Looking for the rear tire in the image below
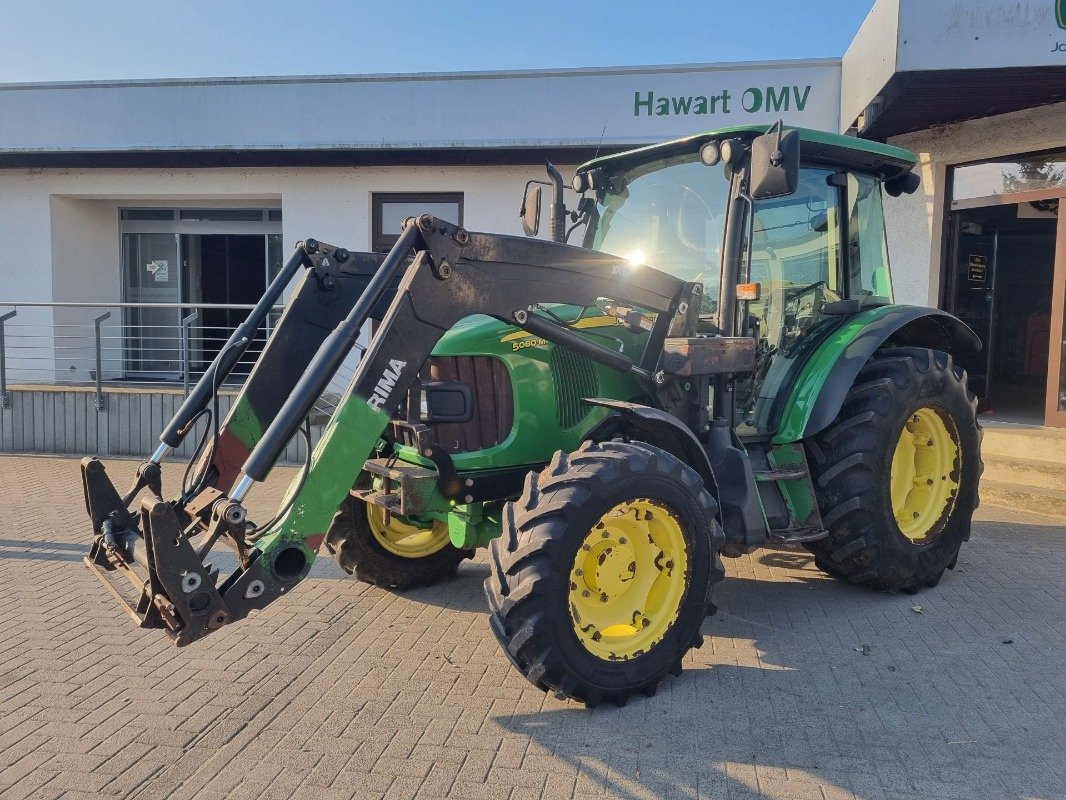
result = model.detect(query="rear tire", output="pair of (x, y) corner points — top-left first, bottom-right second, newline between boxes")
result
(804, 347), (981, 593)
(325, 495), (470, 589)
(485, 441), (725, 706)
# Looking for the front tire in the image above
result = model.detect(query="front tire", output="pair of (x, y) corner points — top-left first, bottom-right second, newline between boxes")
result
(485, 441), (725, 706)
(804, 347), (982, 593)
(325, 494), (470, 589)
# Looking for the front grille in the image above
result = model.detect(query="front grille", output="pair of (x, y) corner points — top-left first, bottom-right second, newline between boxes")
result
(418, 356), (514, 453)
(550, 347), (598, 430)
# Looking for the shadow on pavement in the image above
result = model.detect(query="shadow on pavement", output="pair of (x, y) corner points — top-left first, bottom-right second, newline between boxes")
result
(400, 560), (491, 614)
(0, 537), (86, 562)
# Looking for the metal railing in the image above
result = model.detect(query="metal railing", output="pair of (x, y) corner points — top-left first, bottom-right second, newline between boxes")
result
(0, 300), (364, 423)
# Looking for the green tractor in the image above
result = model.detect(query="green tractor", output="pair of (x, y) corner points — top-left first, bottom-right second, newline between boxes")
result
(82, 123), (982, 706)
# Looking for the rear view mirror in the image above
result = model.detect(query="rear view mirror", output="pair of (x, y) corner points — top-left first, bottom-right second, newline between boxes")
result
(750, 124), (800, 200)
(885, 171), (921, 197)
(520, 183), (542, 237)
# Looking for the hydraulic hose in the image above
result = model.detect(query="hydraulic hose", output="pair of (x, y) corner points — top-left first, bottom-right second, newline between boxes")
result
(159, 244), (309, 449)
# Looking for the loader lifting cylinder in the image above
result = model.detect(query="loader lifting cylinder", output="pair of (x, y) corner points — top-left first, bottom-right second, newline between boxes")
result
(83, 123), (982, 705)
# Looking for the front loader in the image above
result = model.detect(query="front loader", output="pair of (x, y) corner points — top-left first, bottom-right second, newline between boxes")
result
(83, 123), (982, 705)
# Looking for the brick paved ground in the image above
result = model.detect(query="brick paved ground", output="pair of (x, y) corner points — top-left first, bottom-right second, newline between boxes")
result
(0, 453), (1063, 800)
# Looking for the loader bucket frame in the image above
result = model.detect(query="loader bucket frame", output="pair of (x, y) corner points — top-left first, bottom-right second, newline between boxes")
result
(83, 214), (701, 645)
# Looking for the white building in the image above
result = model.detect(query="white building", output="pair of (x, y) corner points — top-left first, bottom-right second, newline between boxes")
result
(1, 0), (1065, 447)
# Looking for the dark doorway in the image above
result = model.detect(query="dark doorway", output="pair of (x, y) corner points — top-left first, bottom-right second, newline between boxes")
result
(182, 234), (267, 375)
(947, 204), (1057, 423)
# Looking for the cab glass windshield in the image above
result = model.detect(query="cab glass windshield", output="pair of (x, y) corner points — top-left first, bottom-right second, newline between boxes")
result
(589, 154), (731, 302)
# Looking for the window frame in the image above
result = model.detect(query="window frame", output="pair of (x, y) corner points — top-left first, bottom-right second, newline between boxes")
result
(371, 192), (464, 253)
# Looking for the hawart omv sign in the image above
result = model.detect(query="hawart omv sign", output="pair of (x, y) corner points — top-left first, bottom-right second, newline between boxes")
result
(633, 85), (815, 117)
(612, 61), (837, 135)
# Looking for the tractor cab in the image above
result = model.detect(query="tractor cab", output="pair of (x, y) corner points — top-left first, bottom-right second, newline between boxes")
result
(554, 124), (924, 433)
(566, 124), (919, 301)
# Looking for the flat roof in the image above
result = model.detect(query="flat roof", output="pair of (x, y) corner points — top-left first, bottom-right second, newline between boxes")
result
(842, 0), (1066, 136)
(0, 58), (841, 91)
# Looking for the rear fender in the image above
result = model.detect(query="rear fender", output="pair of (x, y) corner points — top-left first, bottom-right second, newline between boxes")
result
(774, 306), (981, 444)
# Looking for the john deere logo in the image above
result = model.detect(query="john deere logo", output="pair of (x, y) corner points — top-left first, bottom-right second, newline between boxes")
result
(1058, 0), (1066, 30)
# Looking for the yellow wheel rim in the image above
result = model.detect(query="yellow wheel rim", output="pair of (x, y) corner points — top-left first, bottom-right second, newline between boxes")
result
(568, 498), (689, 661)
(366, 505), (450, 559)
(890, 406), (961, 543)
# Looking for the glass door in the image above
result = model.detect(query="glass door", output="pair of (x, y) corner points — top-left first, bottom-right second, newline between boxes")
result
(947, 214), (998, 402)
(122, 232), (182, 378)
(119, 208), (282, 382)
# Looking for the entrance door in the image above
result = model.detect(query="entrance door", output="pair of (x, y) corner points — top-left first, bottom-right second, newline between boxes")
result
(122, 232), (181, 378)
(947, 204), (1058, 424)
(120, 208), (282, 382)
(182, 234), (269, 375)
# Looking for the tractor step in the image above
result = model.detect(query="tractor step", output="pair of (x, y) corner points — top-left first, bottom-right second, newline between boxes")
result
(769, 527), (829, 544)
(752, 467), (808, 482)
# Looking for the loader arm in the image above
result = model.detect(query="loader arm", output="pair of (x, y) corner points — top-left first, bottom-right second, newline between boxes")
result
(84, 241), (393, 521)
(177, 246), (393, 493)
(85, 214), (698, 646)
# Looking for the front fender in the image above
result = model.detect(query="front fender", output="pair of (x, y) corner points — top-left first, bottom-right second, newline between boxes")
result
(773, 306), (980, 444)
(584, 399), (719, 500)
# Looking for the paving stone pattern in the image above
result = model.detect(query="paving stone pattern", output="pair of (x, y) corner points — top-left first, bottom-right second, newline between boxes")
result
(0, 454), (1063, 800)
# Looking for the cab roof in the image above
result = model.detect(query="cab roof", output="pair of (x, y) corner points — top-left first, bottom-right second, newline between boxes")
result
(577, 125), (918, 182)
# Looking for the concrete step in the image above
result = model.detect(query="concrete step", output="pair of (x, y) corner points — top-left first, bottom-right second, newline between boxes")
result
(980, 479), (1066, 518)
(980, 422), (1066, 464)
(982, 453), (1066, 491)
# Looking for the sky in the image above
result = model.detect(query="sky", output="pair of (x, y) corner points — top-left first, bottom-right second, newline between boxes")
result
(0, 0), (875, 84)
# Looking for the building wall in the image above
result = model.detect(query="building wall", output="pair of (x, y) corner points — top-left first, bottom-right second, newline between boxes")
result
(0, 163), (565, 381)
(6, 162), (549, 264)
(0, 173), (56, 379)
(6, 102), (1065, 373)
(883, 101), (1066, 307)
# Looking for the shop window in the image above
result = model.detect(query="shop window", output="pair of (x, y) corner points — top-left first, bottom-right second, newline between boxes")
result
(372, 192), (463, 252)
(847, 173), (893, 302)
(952, 150), (1066, 206)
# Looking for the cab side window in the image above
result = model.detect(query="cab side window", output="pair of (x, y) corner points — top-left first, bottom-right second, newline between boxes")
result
(846, 173), (893, 302)
(745, 167), (841, 353)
